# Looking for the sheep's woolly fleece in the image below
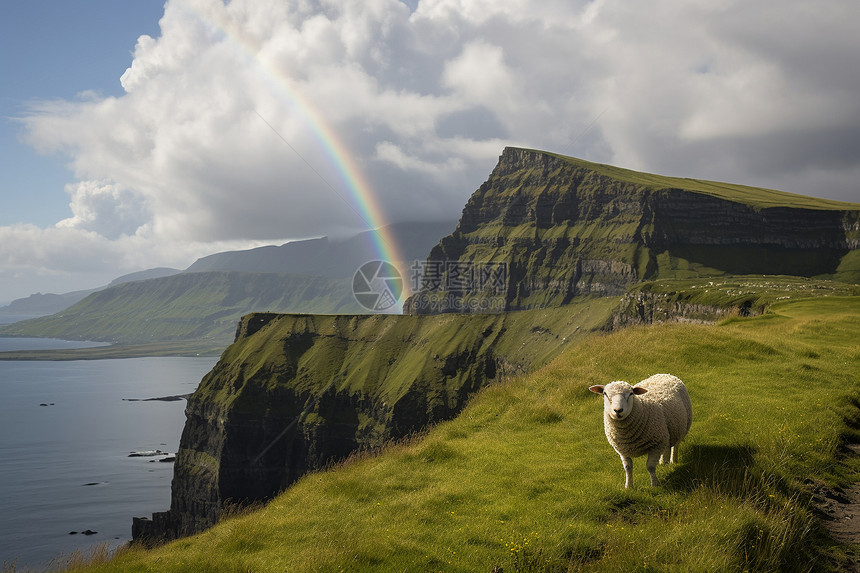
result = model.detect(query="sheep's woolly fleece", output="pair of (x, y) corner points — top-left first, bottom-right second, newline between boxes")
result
(591, 373), (692, 487)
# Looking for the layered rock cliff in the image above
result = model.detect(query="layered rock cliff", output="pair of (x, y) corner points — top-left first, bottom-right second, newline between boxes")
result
(405, 147), (860, 314)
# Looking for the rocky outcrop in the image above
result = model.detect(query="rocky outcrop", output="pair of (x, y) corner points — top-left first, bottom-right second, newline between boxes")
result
(606, 276), (860, 330)
(406, 147), (860, 314)
(608, 290), (755, 330)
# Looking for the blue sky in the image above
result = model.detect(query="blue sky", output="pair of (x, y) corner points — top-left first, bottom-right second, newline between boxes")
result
(1, 1), (165, 229)
(1, 0), (858, 305)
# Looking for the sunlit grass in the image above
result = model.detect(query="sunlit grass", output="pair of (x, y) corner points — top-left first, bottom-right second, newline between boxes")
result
(539, 149), (860, 211)
(70, 296), (860, 572)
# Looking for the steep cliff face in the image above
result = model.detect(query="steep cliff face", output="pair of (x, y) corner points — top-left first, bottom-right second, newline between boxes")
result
(406, 147), (860, 314)
(133, 298), (617, 541)
(641, 189), (858, 277)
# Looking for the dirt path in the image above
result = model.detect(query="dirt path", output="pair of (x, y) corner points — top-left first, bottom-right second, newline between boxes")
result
(811, 442), (859, 569)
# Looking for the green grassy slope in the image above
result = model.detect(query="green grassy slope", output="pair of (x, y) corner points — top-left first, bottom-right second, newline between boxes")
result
(150, 297), (620, 533)
(76, 295), (859, 572)
(537, 149), (860, 211)
(215, 296), (619, 412)
(0, 271), (364, 347)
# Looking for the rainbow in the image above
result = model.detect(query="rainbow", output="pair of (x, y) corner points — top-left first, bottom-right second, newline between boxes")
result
(181, 1), (411, 301)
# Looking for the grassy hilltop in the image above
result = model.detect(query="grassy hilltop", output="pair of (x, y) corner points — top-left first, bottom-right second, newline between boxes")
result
(65, 292), (859, 572)
(535, 149), (859, 211)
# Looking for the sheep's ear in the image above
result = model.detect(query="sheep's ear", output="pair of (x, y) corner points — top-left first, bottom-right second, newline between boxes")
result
(632, 387), (648, 395)
(588, 385), (604, 394)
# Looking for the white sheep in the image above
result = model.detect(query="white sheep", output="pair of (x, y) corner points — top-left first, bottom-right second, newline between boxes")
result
(588, 374), (692, 488)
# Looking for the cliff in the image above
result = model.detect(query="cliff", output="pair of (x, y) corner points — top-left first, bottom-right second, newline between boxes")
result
(133, 297), (617, 541)
(405, 147), (860, 314)
(133, 147), (860, 542)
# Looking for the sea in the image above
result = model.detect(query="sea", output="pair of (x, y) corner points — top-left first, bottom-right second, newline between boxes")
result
(0, 329), (218, 571)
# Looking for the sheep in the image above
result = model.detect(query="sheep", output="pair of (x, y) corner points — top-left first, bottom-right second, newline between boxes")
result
(588, 374), (692, 488)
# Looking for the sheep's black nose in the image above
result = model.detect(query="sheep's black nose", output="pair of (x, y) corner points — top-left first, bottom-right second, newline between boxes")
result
(614, 408), (623, 415)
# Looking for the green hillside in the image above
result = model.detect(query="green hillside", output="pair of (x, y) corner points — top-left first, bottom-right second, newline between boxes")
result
(65, 293), (859, 572)
(537, 149), (860, 211)
(0, 271), (364, 349)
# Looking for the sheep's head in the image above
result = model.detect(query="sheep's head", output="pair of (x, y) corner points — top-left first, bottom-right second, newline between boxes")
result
(588, 381), (647, 420)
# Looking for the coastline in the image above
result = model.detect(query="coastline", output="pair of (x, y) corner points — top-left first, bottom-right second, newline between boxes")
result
(0, 340), (225, 361)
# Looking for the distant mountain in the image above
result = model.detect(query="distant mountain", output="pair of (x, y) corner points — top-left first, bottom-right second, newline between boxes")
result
(0, 271), (365, 346)
(0, 289), (101, 318)
(0, 268), (182, 319)
(185, 221), (457, 277)
(110, 267), (181, 286)
(0, 221), (457, 348)
(0, 221), (454, 327)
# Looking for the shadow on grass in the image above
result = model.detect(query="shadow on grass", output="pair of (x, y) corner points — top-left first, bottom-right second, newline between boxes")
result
(663, 443), (758, 494)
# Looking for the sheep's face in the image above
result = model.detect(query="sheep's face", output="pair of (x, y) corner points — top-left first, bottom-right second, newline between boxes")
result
(589, 381), (647, 421)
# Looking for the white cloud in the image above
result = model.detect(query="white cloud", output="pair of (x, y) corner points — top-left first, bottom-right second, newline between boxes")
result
(4, 0), (859, 301)
(443, 41), (515, 107)
(57, 180), (151, 239)
(0, 222), (277, 303)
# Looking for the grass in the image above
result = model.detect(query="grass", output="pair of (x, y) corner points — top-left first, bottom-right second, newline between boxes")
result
(624, 275), (860, 316)
(196, 297), (618, 418)
(62, 294), (859, 572)
(535, 149), (860, 211)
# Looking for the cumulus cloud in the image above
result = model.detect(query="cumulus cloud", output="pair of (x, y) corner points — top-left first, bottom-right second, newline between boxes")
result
(576, 0), (860, 192)
(4, 0), (859, 300)
(57, 180), (151, 239)
(0, 222), (276, 302)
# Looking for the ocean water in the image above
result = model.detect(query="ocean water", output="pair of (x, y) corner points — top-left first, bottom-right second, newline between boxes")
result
(0, 337), (109, 352)
(0, 342), (218, 571)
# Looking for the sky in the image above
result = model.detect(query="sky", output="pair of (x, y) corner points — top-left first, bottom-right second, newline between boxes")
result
(1, 0), (859, 304)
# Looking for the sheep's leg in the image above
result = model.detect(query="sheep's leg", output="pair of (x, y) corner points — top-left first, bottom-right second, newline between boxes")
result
(621, 455), (633, 489)
(669, 444), (678, 464)
(659, 447), (671, 464)
(646, 450), (661, 486)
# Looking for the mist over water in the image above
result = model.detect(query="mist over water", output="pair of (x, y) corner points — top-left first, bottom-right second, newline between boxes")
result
(0, 348), (216, 571)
